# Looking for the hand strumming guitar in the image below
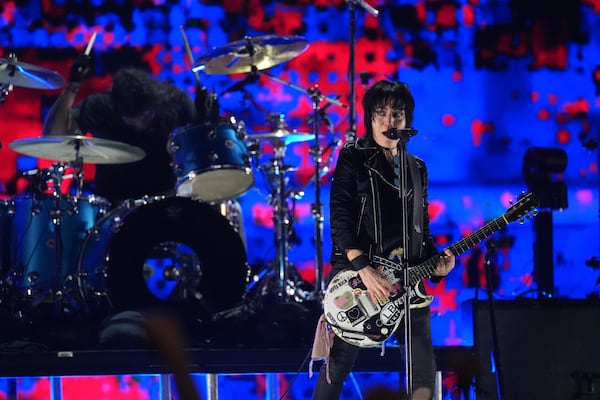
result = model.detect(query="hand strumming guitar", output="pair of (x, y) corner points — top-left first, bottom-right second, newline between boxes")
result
(347, 249), (396, 303)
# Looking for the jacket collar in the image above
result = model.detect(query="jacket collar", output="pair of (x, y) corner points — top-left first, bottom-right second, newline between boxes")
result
(354, 135), (378, 150)
(351, 136), (390, 171)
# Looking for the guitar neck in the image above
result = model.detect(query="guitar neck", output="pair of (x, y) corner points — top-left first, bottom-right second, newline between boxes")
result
(373, 214), (509, 286)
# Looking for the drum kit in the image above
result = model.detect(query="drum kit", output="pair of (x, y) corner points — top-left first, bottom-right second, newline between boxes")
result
(0, 34), (342, 327)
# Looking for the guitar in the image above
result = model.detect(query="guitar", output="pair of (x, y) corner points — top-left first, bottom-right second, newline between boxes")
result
(323, 192), (539, 347)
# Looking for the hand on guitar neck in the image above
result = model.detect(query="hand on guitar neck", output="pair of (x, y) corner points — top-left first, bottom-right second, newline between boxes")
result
(431, 249), (456, 277)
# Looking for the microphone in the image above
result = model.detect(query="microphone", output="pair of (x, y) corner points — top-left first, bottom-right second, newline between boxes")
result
(383, 128), (419, 140)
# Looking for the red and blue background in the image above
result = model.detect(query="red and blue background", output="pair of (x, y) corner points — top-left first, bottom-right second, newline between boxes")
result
(0, 0), (599, 398)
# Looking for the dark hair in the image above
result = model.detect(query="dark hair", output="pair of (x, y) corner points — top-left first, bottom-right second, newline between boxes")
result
(110, 68), (156, 117)
(362, 80), (415, 139)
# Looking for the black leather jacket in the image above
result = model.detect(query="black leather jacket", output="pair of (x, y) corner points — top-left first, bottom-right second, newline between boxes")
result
(329, 136), (439, 273)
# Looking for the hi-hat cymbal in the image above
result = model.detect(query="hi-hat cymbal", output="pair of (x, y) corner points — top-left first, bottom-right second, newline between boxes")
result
(247, 129), (314, 145)
(0, 58), (66, 90)
(193, 35), (309, 75)
(10, 135), (146, 164)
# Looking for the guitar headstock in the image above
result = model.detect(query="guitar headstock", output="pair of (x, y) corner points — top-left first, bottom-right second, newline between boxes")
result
(505, 192), (540, 223)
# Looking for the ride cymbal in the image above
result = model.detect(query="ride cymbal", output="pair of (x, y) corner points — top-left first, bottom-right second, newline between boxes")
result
(193, 35), (309, 75)
(10, 135), (146, 164)
(0, 57), (66, 90)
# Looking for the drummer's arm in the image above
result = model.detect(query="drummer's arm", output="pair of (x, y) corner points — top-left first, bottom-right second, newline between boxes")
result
(43, 51), (93, 136)
(42, 82), (82, 137)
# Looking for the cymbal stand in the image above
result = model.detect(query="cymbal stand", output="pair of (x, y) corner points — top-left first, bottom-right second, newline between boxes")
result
(48, 139), (84, 315)
(257, 70), (347, 299)
(345, 0), (379, 140)
(70, 151), (85, 198)
(257, 113), (311, 302)
(0, 53), (19, 105)
(307, 86), (326, 298)
(42, 162), (67, 316)
(269, 138), (292, 300)
(0, 82), (11, 105)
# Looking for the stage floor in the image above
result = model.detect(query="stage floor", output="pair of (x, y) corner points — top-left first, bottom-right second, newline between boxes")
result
(0, 297), (477, 381)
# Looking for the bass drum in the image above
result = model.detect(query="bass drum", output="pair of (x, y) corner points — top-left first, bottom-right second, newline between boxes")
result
(77, 196), (248, 317)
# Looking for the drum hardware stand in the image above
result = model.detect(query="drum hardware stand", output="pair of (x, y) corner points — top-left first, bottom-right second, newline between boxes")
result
(266, 125), (297, 301)
(0, 82), (11, 105)
(256, 70), (347, 301)
(48, 163), (70, 316)
(44, 140), (86, 315)
(346, 0), (379, 141)
(245, 113), (313, 303)
(0, 52), (66, 105)
(0, 53), (17, 105)
(307, 86), (326, 299)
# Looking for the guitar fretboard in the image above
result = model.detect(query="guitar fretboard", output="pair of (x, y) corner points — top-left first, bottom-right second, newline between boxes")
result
(373, 214), (508, 286)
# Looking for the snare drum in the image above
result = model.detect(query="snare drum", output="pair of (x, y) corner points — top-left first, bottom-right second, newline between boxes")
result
(77, 196), (248, 316)
(0, 194), (110, 294)
(167, 121), (254, 203)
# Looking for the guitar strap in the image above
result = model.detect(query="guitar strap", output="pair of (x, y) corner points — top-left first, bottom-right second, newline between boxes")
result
(406, 154), (423, 260)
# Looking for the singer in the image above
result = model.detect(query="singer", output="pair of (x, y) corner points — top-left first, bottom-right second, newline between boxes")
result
(42, 58), (198, 205)
(311, 80), (455, 400)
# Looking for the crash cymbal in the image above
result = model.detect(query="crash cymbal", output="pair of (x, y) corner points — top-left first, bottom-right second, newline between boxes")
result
(0, 57), (66, 90)
(193, 35), (308, 75)
(10, 135), (146, 164)
(247, 129), (314, 145)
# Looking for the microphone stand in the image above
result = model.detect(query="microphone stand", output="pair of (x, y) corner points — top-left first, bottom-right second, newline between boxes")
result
(345, 0), (379, 140)
(484, 238), (505, 400)
(396, 135), (413, 398)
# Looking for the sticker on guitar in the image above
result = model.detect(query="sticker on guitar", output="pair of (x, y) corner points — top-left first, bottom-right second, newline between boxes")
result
(323, 192), (539, 347)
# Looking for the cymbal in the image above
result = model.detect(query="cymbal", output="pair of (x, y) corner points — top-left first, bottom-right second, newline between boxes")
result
(9, 135), (146, 164)
(247, 129), (314, 145)
(0, 58), (66, 90)
(193, 35), (309, 75)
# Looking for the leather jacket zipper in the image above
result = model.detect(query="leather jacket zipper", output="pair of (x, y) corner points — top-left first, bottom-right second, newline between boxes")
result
(368, 169), (383, 254)
(357, 195), (367, 236)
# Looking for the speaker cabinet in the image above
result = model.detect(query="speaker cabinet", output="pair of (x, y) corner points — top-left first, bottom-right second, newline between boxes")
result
(467, 299), (600, 400)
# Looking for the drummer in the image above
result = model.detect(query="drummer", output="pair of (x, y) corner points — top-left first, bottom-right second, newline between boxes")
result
(42, 56), (199, 205)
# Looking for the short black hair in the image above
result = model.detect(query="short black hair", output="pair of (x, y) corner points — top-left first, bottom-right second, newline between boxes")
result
(362, 80), (415, 139)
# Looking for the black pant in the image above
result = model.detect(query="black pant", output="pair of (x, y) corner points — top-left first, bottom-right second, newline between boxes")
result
(312, 307), (436, 399)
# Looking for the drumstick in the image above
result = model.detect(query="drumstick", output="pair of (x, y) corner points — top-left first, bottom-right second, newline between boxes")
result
(179, 25), (201, 85)
(84, 32), (97, 55)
